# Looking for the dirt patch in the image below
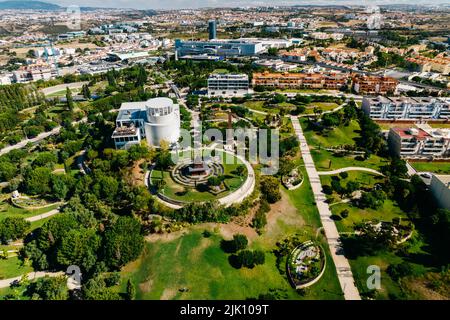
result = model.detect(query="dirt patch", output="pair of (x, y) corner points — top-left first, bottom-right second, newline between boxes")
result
(139, 278), (153, 293)
(128, 160), (146, 187)
(145, 229), (188, 243)
(160, 288), (177, 300)
(264, 189), (304, 244)
(218, 223), (258, 241)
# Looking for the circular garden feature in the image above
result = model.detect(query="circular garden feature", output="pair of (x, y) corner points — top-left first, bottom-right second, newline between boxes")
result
(150, 149), (249, 204)
(287, 241), (326, 289)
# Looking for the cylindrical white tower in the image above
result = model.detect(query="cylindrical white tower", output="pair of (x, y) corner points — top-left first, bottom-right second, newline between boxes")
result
(144, 97), (180, 147)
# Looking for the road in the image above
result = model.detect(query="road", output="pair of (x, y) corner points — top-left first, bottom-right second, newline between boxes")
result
(0, 271), (64, 289)
(318, 167), (383, 176)
(0, 117), (87, 157)
(41, 82), (88, 96)
(290, 115), (361, 300)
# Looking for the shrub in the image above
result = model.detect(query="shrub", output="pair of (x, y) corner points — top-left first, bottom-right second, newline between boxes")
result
(340, 209), (349, 218)
(220, 234), (248, 253)
(339, 172), (349, 179)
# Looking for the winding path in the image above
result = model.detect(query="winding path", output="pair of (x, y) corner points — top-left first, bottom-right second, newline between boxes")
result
(318, 167), (383, 176)
(290, 115), (361, 300)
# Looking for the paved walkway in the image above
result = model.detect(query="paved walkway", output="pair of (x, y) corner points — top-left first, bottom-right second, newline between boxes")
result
(0, 117), (87, 157)
(0, 271), (64, 289)
(290, 116), (361, 300)
(41, 82), (88, 96)
(25, 208), (61, 223)
(318, 167), (383, 176)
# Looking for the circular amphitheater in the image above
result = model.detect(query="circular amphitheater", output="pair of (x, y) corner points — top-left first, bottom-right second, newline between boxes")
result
(171, 157), (225, 187)
(148, 148), (256, 208)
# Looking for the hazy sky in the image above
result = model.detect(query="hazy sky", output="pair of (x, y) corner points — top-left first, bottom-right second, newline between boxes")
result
(46, 0), (450, 10)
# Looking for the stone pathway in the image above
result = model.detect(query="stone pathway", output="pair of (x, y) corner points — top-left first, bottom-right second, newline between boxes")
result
(290, 115), (361, 300)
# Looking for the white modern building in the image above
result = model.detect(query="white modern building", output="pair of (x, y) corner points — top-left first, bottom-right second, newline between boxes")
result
(430, 174), (450, 210)
(112, 97), (180, 149)
(207, 73), (250, 97)
(362, 96), (450, 120)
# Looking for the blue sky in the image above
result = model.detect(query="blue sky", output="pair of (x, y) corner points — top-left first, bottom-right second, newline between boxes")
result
(46, 1), (450, 10)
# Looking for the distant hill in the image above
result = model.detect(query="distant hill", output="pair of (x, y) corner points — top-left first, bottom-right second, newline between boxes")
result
(0, 1), (61, 10)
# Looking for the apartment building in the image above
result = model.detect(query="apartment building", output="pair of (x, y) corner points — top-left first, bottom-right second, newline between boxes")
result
(406, 55), (450, 75)
(207, 73), (250, 97)
(352, 74), (398, 95)
(362, 96), (450, 120)
(252, 71), (348, 90)
(388, 127), (450, 158)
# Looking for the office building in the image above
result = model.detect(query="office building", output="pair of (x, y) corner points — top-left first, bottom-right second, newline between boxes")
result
(208, 20), (217, 40)
(207, 73), (250, 97)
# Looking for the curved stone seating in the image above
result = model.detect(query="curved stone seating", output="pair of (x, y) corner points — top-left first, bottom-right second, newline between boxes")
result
(171, 160), (225, 187)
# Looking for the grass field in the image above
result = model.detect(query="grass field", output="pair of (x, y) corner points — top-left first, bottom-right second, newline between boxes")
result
(301, 119), (360, 148)
(304, 102), (339, 114)
(411, 161), (450, 174)
(331, 200), (408, 233)
(310, 149), (387, 172)
(0, 256), (33, 280)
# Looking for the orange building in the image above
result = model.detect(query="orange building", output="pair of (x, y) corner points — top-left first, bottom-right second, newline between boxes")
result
(352, 74), (398, 95)
(252, 71), (348, 90)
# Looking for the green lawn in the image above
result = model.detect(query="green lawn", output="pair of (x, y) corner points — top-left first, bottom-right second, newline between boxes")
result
(304, 102), (339, 114)
(411, 161), (450, 174)
(0, 256), (33, 280)
(301, 119), (360, 148)
(117, 164), (343, 300)
(311, 149), (387, 172)
(331, 200), (408, 233)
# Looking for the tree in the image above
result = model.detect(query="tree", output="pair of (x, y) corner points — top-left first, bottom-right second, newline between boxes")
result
(56, 228), (101, 273)
(0, 217), (30, 244)
(260, 176), (281, 203)
(28, 276), (69, 300)
(0, 160), (17, 182)
(220, 234), (248, 253)
(233, 250), (266, 269)
(339, 172), (349, 179)
(345, 181), (360, 196)
(235, 165), (246, 177)
(154, 150), (174, 170)
(66, 87), (74, 111)
(82, 84), (91, 99)
(207, 176), (222, 187)
(126, 279), (136, 300)
(51, 175), (69, 200)
(103, 216), (144, 269)
(82, 276), (121, 300)
(23, 167), (52, 195)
